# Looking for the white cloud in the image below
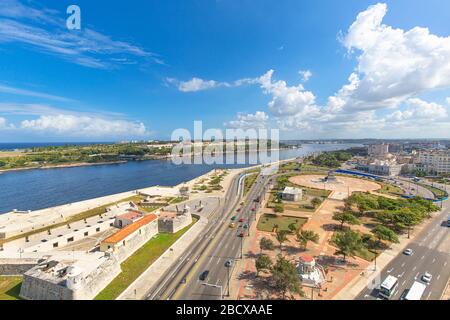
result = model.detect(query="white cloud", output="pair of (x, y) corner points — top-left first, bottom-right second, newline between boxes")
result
(299, 70), (312, 82)
(329, 2), (450, 112)
(446, 97), (450, 105)
(0, 83), (73, 102)
(224, 111), (269, 129)
(177, 78), (220, 92)
(20, 114), (149, 138)
(0, 0), (162, 69)
(387, 98), (448, 122)
(256, 70), (319, 119)
(0, 116), (15, 129)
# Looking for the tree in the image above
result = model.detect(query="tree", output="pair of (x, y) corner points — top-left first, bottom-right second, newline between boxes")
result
(255, 255), (273, 277)
(332, 211), (360, 230)
(288, 223), (298, 234)
(271, 255), (303, 299)
(371, 225), (399, 248)
(259, 237), (275, 254)
(333, 230), (364, 262)
(276, 230), (289, 252)
(274, 204), (284, 213)
(392, 209), (419, 238)
(311, 197), (322, 208)
(296, 230), (319, 250)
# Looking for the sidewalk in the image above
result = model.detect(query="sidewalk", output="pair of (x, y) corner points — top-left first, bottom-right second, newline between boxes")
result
(117, 216), (209, 300)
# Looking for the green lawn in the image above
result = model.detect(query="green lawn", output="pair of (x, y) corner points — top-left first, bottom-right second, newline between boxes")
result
(377, 182), (405, 197)
(94, 218), (197, 300)
(244, 172), (259, 196)
(0, 276), (22, 300)
(257, 214), (307, 233)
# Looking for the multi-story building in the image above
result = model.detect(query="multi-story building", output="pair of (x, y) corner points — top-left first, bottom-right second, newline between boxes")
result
(416, 150), (450, 175)
(368, 143), (390, 159)
(357, 159), (403, 177)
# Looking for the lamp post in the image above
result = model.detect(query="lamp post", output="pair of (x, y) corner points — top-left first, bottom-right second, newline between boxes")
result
(202, 283), (223, 300)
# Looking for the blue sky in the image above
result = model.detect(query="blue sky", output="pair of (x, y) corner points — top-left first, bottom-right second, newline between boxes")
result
(0, 0), (450, 142)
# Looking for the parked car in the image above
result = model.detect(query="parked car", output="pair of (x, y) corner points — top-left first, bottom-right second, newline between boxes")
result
(231, 216), (237, 221)
(225, 260), (233, 267)
(238, 232), (245, 237)
(229, 223), (237, 229)
(243, 224), (249, 229)
(199, 270), (210, 281)
(421, 272), (432, 283)
(239, 218), (245, 223)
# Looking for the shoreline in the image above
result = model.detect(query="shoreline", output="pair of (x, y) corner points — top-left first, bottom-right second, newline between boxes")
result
(0, 147), (295, 174)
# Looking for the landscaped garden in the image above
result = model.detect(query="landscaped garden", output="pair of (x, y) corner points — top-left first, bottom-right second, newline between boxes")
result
(257, 214), (307, 233)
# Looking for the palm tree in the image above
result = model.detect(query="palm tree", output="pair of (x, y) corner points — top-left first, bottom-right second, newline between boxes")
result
(276, 230), (289, 253)
(296, 230), (320, 251)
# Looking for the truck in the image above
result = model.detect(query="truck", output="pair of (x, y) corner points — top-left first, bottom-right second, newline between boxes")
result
(379, 275), (399, 299)
(404, 281), (427, 300)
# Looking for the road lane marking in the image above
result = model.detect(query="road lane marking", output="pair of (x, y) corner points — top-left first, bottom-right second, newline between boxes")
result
(401, 262), (405, 268)
(414, 272), (419, 280)
(398, 272), (405, 278)
(387, 268), (394, 273)
(437, 274), (441, 280)
(413, 266), (417, 271)
(426, 291), (432, 300)
(432, 258), (436, 263)
(421, 255), (425, 260)
(402, 280), (406, 286)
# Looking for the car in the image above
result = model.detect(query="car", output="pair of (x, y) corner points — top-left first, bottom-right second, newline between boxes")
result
(237, 208), (241, 212)
(422, 272), (432, 283)
(243, 224), (249, 229)
(180, 277), (187, 284)
(403, 248), (413, 256)
(251, 208), (256, 212)
(231, 216), (237, 221)
(239, 218), (245, 223)
(229, 223), (236, 229)
(225, 260), (233, 267)
(238, 231), (245, 237)
(199, 270), (209, 281)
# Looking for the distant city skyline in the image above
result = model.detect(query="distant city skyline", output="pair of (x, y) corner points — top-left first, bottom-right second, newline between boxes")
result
(1, 0), (450, 142)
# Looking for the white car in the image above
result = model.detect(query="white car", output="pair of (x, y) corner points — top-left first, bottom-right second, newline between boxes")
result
(403, 248), (413, 256)
(422, 272), (433, 283)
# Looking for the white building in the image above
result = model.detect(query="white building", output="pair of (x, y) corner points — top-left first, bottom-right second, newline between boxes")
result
(281, 187), (303, 202)
(416, 150), (450, 175)
(357, 159), (403, 177)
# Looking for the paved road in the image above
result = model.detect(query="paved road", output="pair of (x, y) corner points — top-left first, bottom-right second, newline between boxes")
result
(357, 200), (450, 300)
(172, 170), (273, 300)
(145, 170), (246, 300)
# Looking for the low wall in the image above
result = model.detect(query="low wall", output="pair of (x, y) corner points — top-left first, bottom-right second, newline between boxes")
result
(0, 258), (40, 275)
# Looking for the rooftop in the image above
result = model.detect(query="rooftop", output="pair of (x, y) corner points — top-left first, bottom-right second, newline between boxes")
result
(283, 187), (302, 195)
(102, 214), (158, 244)
(117, 210), (144, 221)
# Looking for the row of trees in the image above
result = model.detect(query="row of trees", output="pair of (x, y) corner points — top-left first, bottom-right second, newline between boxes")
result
(330, 192), (440, 261)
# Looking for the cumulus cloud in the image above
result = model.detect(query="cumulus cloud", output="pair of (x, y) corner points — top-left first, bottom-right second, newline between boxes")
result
(20, 114), (148, 138)
(299, 70), (312, 82)
(224, 111), (269, 129)
(387, 98), (448, 122)
(329, 2), (450, 113)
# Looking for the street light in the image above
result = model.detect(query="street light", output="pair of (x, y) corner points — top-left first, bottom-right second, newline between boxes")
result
(202, 283), (223, 300)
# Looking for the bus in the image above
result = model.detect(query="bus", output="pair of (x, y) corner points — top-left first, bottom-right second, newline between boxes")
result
(379, 275), (399, 299)
(404, 281), (427, 300)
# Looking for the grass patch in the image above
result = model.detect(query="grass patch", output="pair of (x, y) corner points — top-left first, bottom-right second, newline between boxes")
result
(257, 214), (307, 233)
(94, 218), (198, 300)
(377, 182), (405, 197)
(0, 276), (22, 300)
(244, 172), (259, 196)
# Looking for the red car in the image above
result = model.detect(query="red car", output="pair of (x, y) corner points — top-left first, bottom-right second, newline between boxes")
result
(251, 208), (256, 212)
(237, 208), (241, 212)
(238, 232), (245, 237)
(238, 218), (245, 223)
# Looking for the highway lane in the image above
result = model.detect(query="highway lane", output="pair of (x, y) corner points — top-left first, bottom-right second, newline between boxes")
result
(357, 200), (450, 300)
(170, 166), (277, 300)
(146, 171), (246, 300)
